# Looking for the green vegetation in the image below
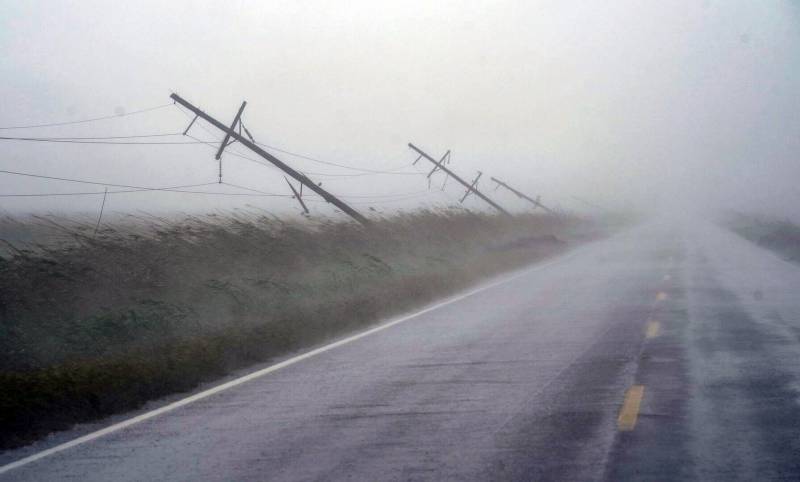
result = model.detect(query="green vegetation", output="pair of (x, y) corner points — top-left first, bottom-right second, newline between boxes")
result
(728, 213), (800, 262)
(0, 209), (619, 449)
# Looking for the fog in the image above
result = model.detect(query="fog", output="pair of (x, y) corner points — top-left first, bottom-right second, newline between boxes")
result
(1, 0), (798, 219)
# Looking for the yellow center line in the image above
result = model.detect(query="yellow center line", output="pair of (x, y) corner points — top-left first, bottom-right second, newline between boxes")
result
(656, 291), (668, 301)
(618, 385), (645, 431)
(646, 320), (660, 338)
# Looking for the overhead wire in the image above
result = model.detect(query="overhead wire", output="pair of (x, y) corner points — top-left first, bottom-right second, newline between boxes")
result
(0, 168), (213, 191)
(305, 191), (447, 205)
(0, 135), (207, 145)
(1, 132), (184, 140)
(220, 182), (281, 196)
(171, 103), (422, 178)
(0, 182), (215, 197)
(254, 140), (423, 175)
(0, 103), (453, 208)
(0, 103), (174, 130)
(0, 188), (291, 198)
(0, 169), (294, 198)
(403, 152), (465, 207)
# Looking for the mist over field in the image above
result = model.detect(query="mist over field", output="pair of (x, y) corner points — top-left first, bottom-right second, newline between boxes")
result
(1, 0), (799, 219)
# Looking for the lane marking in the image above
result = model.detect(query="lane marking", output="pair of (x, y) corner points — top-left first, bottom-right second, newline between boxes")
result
(646, 320), (660, 339)
(0, 244), (595, 475)
(617, 385), (645, 431)
(656, 291), (668, 301)
(662, 274), (671, 281)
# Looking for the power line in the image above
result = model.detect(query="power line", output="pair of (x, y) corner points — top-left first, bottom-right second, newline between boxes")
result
(0, 168), (297, 198)
(187, 133), (414, 181)
(221, 182), (276, 196)
(186, 134), (279, 169)
(0, 135), (206, 145)
(173, 103), (421, 177)
(337, 190), (432, 199)
(310, 191), (449, 205)
(192, 133), (421, 179)
(0, 184), (293, 198)
(0, 103), (479, 210)
(222, 174), (433, 202)
(0, 188), (291, 198)
(4, 133), (184, 140)
(0, 168), (433, 202)
(0, 168), (215, 191)
(404, 157), (464, 205)
(0, 103), (173, 130)
(300, 169), (422, 178)
(255, 140), (422, 175)
(0, 183), (215, 197)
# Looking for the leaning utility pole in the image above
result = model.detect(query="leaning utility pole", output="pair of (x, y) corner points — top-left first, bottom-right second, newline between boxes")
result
(490, 176), (553, 213)
(408, 143), (511, 216)
(172, 93), (370, 226)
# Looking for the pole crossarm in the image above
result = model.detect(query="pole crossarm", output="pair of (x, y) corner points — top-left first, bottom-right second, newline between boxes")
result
(172, 93), (370, 226)
(216, 101), (247, 160)
(489, 176), (553, 213)
(284, 176), (309, 214)
(408, 143), (511, 216)
(427, 150), (450, 179)
(460, 171), (482, 203)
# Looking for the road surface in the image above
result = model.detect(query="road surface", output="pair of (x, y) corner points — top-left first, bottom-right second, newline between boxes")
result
(3, 220), (800, 481)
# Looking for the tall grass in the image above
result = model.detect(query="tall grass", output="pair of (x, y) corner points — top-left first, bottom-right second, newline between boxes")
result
(727, 213), (800, 262)
(0, 209), (612, 449)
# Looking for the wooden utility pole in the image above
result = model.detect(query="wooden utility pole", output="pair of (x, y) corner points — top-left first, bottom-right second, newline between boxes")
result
(172, 93), (370, 226)
(490, 176), (553, 213)
(408, 143), (511, 216)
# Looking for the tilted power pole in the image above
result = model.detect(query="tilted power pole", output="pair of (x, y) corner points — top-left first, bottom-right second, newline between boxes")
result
(408, 143), (511, 216)
(490, 176), (553, 213)
(172, 93), (370, 226)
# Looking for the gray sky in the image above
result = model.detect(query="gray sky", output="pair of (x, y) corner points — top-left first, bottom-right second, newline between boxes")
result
(1, 0), (798, 219)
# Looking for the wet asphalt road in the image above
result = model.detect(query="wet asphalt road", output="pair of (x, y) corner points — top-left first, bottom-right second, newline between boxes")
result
(3, 220), (800, 481)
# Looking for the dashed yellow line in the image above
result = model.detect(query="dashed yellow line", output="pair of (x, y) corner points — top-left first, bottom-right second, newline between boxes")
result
(646, 320), (660, 338)
(656, 291), (668, 301)
(617, 385), (645, 431)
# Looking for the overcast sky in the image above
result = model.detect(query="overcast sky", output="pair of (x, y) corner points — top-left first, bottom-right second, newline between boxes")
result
(1, 0), (798, 219)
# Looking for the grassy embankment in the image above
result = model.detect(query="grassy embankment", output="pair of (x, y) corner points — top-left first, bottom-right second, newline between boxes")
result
(0, 209), (621, 449)
(727, 213), (800, 262)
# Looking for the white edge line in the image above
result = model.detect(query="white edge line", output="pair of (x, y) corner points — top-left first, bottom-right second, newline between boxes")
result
(0, 245), (588, 475)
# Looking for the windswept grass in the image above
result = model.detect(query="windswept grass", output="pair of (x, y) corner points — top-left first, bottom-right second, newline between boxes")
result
(727, 213), (800, 262)
(0, 209), (619, 449)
